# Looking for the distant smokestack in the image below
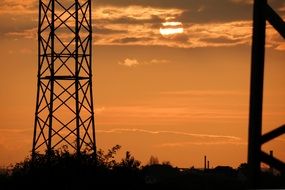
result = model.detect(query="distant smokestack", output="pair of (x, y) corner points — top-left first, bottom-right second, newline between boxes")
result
(207, 160), (210, 169)
(204, 156), (207, 170)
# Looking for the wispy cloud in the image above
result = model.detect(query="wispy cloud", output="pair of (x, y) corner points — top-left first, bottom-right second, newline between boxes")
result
(119, 58), (140, 67)
(186, 21), (252, 48)
(95, 89), (249, 126)
(97, 128), (245, 148)
(93, 15), (284, 50)
(0, 0), (37, 14)
(5, 28), (37, 39)
(94, 19), (253, 48)
(118, 58), (169, 67)
(156, 141), (247, 148)
(149, 59), (169, 64)
(94, 5), (183, 22)
(95, 104), (248, 126)
(1, 2), (285, 51)
(97, 128), (241, 140)
(96, 106), (247, 118)
(230, 0), (253, 5)
(266, 25), (285, 51)
(160, 90), (247, 96)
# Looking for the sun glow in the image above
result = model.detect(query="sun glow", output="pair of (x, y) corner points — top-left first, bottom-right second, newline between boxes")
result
(160, 21), (184, 36)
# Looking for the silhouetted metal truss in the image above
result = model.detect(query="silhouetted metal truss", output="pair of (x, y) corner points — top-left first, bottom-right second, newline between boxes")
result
(32, 0), (96, 156)
(248, 0), (285, 187)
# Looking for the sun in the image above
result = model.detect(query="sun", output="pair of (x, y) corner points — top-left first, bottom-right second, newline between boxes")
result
(160, 21), (184, 36)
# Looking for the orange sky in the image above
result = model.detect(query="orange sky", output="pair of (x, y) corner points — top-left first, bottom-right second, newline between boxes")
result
(0, 0), (285, 168)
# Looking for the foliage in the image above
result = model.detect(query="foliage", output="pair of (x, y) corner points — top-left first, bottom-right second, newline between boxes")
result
(96, 144), (121, 169)
(1, 145), (285, 190)
(119, 151), (141, 169)
(148, 155), (159, 165)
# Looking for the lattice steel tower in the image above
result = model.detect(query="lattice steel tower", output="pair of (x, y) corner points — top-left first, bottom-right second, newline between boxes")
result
(248, 0), (285, 187)
(32, 0), (96, 156)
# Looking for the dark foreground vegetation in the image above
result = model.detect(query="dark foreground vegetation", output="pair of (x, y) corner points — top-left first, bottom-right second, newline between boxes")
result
(0, 145), (284, 190)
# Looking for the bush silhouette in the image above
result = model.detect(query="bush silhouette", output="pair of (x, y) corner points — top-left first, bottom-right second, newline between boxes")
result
(1, 145), (284, 190)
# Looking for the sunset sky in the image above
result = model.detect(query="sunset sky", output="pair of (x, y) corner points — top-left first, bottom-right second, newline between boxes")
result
(1, 0), (285, 168)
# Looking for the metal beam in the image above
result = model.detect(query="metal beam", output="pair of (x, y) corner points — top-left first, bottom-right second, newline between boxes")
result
(261, 125), (285, 144)
(248, 0), (267, 188)
(266, 4), (285, 39)
(261, 151), (285, 172)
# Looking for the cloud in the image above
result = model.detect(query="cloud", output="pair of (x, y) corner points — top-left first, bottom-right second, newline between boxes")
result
(186, 21), (252, 48)
(230, 0), (253, 5)
(156, 141), (247, 148)
(0, 0), (37, 15)
(265, 25), (285, 51)
(4, 19), (254, 49)
(201, 37), (241, 44)
(94, 0), (253, 23)
(149, 59), (169, 64)
(97, 128), (241, 140)
(119, 58), (140, 67)
(0, 13), (37, 37)
(5, 28), (37, 39)
(118, 58), (169, 67)
(95, 107), (106, 114)
(0, 3), (253, 49)
(160, 90), (247, 96)
(275, 44), (285, 51)
(94, 5), (183, 23)
(95, 104), (248, 127)
(97, 128), (245, 148)
(93, 9), (253, 48)
(90, 3), (282, 50)
(94, 19), (254, 48)
(1, 1), (285, 51)
(112, 37), (152, 44)
(93, 26), (127, 35)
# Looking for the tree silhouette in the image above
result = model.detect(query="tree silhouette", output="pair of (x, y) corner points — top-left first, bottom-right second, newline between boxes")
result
(148, 155), (159, 165)
(1, 145), (284, 189)
(119, 151), (141, 169)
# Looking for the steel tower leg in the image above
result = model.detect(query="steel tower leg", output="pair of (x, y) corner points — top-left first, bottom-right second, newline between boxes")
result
(248, 0), (266, 187)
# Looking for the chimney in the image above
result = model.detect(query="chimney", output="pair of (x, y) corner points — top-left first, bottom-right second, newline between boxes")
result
(204, 156), (207, 170)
